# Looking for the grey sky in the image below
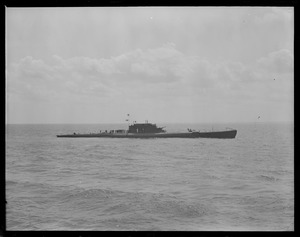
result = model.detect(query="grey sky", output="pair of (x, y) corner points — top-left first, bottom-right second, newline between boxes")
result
(6, 7), (294, 124)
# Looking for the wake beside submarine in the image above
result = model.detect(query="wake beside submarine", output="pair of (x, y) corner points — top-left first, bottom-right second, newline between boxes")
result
(57, 121), (237, 139)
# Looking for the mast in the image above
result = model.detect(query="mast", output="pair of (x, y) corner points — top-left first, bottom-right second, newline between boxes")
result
(126, 114), (130, 127)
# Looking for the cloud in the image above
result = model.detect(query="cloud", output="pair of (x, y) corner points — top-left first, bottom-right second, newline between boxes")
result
(7, 44), (216, 100)
(257, 49), (293, 73)
(7, 45), (293, 109)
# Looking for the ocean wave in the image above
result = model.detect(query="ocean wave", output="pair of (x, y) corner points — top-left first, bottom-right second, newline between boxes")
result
(258, 175), (279, 182)
(6, 123), (294, 230)
(6, 180), (19, 186)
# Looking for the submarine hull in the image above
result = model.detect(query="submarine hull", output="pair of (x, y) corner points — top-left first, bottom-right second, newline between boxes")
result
(57, 130), (237, 139)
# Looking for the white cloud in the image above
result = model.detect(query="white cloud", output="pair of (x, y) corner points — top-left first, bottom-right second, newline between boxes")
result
(257, 49), (293, 73)
(7, 45), (294, 100)
(6, 44), (293, 123)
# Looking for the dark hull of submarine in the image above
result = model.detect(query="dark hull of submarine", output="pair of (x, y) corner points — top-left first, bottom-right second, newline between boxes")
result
(57, 130), (237, 139)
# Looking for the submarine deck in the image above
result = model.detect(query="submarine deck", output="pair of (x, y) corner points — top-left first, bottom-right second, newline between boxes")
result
(57, 130), (237, 139)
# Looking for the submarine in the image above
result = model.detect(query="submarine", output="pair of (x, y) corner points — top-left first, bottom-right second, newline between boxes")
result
(57, 122), (237, 139)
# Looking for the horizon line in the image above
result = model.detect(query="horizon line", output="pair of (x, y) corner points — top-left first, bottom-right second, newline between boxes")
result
(5, 121), (293, 125)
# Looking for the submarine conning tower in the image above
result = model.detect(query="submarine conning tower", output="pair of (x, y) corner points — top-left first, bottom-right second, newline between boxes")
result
(128, 123), (166, 134)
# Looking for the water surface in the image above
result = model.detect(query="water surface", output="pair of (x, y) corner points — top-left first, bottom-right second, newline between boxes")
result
(6, 122), (294, 230)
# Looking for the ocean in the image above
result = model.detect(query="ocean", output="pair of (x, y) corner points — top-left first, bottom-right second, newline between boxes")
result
(5, 122), (294, 231)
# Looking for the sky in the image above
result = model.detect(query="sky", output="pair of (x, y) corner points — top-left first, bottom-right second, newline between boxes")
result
(6, 7), (294, 124)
